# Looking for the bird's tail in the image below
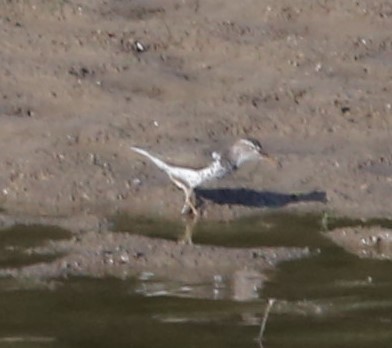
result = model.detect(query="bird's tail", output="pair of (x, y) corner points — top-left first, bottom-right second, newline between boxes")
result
(130, 146), (172, 173)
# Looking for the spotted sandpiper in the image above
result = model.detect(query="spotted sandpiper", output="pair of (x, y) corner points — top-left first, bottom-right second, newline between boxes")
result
(131, 138), (275, 216)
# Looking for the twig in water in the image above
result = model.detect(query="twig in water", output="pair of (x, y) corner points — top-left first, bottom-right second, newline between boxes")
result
(258, 298), (276, 345)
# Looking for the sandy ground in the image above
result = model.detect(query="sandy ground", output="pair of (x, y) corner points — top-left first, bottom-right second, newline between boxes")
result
(1, 0), (392, 221)
(325, 225), (392, 260)
(0, 1), (392, 280)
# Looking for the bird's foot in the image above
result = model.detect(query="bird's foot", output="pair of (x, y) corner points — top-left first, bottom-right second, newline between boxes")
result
(181, 203), (199, 217)
(181, 204), (192, 215)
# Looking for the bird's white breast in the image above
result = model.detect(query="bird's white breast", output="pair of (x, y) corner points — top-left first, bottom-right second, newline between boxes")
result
(170, 159), (227, 189)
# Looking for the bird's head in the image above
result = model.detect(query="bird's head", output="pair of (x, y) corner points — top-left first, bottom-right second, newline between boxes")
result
(230, 138), (276, 168)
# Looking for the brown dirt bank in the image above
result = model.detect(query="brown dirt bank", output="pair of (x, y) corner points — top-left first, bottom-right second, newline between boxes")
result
(1, 230), (310, 282)
(1, 0), (392, 222)
(0, 214), (311, 295)
(325, 226), (392, 260)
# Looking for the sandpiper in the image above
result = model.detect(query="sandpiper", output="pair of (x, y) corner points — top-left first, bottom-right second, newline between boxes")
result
(131, 139), (275, 216)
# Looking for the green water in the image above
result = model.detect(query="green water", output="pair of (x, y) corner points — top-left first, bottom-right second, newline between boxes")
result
(0, 224), (70, 268)
(111, 211), (392, 248)
(0, 214), (391, 347)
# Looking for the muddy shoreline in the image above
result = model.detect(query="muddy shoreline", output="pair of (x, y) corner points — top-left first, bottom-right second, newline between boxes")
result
(1, 0), (392, 222)
(1, 1), (392, 282)
(0, 211), (312, 292)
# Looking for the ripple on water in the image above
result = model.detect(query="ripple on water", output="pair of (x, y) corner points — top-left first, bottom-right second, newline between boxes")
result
(0, 214), (391, 347)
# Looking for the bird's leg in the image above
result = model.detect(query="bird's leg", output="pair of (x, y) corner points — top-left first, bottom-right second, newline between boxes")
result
(181, 204), (191, 215)
(181, 198), (191, 215)
(170, 176), (198, 216)
(184, 188), (198, 216)
(180, 186), (197, 216)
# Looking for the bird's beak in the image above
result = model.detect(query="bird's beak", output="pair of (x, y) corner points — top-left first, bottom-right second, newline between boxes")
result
(259, 151), (278, 166)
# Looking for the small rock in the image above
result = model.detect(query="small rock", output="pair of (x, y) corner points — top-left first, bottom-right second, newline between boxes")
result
(133, 40), (147, 53)
(132, 178), (142, 186)
(119, 253), (129, 263)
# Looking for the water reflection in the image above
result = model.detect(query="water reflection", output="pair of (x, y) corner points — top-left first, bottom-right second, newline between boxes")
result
(1, 275), (390, 348)
(232, 269), (264, 302)
(178, 214), (199, 245)
(0, 216), (391, 347)
(133, 268), (265, 302)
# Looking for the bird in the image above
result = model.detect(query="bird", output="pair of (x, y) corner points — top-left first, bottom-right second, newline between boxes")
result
(130, 138), (276, 216)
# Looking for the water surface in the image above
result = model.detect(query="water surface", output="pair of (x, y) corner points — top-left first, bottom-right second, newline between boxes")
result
(0, 213), (391, 347)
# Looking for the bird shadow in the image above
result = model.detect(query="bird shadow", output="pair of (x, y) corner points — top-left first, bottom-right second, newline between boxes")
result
(195, 188), (327, 208)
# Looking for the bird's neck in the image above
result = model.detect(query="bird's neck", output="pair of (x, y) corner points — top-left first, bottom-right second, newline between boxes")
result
(226, 147), (250, 168)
